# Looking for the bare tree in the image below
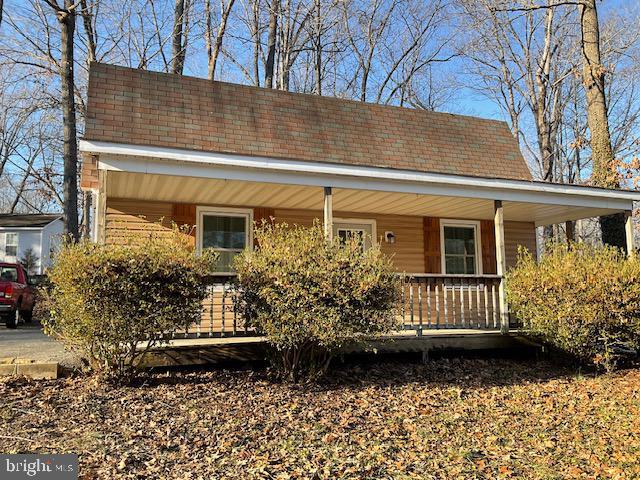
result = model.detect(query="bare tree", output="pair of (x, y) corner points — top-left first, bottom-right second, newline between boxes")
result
(579, 0), (624, 247)
(171, 0), (190, 74)
(78, 0), (98, 238)
(484, 0), (634, 248)
(205, 0), (236, 80)
(458, 0), (575, 188)
(42, 0), (79, 240)
(264, 0), (279, 87)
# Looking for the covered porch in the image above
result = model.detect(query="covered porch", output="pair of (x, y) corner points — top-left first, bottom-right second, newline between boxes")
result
(80, 141), (640, 339)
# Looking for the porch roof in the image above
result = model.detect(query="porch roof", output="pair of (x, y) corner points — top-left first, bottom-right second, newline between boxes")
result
(80, 140), (640, 227)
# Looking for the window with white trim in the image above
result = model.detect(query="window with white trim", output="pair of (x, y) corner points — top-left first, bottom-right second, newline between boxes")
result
(441, 221), (480, 275)
(333, 219), (376, 251)
(337, 228), (366, 250)
(5, 233), (18, 258)
(198, 208), (252, 273)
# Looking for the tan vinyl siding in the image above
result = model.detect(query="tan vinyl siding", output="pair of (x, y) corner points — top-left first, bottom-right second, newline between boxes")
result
(504, 221), (537, 268)
(104, 199), (536, 272)
(105, 199), (173, 244)
(273, 209), (425, 273)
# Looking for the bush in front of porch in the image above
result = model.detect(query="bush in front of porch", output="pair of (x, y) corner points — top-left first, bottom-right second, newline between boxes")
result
(42, 225), (216, 381)
(506, 243), (640, 371)
(234, 221), (402, 381)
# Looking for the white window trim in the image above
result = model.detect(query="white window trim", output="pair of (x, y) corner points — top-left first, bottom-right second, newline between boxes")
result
(333, 217), (377, 246)
(440, 219), (482, 276)
(196, 206), (253, 274)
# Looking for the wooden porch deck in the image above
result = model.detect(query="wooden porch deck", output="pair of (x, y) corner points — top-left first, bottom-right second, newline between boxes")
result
(143, 273), (524, 367)
(141, 330), (541, 367)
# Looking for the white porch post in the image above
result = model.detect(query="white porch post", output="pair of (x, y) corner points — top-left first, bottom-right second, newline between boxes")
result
(625, 209), (635, 258)
(494, 200), (509, 333)
(323, 187), (333, 240)
(97, 169), (108, 245)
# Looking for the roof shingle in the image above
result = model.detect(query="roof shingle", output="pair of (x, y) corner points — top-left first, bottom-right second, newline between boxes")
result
(83, 62), (532, 181)
(0, 214), (61, 228)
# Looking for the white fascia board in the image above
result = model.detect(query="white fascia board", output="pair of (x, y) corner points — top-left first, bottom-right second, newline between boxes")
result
(0, 226), (46, 231)
(81, 140), (639, 211)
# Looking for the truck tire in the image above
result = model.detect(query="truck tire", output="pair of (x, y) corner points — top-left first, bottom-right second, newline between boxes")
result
(5, 309), (19, 329)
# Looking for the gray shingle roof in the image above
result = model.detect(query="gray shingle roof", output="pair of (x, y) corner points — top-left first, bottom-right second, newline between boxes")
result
(0, 214), (62, 228)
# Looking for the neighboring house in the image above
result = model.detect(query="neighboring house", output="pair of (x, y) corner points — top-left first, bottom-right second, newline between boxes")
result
(0, 214), (63, 275)
(78, 63), (640, 337)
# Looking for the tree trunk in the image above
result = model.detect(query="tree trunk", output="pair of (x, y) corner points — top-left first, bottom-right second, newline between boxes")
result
(565, 220), (575, 242)
(265, 0), (279, 88)
(251, 0), (260, 86)
(579, 0), (625, 248)
(59, 1), (80, 240)
(172, 0), (186, 74)
(10, 164), (32, 213)
(0, 0), (4, 28)
(314, 0), (322, 95)
(80, 0), (96, 63)
(207, 0), (236, 80)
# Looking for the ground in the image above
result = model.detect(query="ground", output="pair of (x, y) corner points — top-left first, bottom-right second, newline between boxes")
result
(1, 359), (639, 479)
(0, 319), (72, 364)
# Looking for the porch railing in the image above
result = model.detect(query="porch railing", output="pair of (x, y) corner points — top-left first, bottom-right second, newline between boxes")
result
(179, 273), (507, 339)
(399, 275), (504, 334)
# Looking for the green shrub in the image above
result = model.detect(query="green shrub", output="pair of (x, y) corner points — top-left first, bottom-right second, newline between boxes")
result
(42, 226), (215, 381)
(506, 243), (640, 370)
(234, 221), (402, 381)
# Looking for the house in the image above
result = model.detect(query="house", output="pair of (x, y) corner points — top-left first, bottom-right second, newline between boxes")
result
(78, 63), (640, 337)
(0, 214), (64, 275)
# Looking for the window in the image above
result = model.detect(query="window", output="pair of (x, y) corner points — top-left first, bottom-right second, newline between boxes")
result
(333, 219), (376, 251)
(5, 233), (18, 258)
(441, 221), (480, 275)
(0, 266), (17, 282)
(197, 207), (252, 273)
(337, 228), (366, 250)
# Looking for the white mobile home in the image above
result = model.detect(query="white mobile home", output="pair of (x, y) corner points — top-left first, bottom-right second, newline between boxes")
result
(0, 214), (63, 275)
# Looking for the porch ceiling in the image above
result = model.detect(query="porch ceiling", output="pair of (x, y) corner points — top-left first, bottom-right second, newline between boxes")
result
(106, 171), (619, 225)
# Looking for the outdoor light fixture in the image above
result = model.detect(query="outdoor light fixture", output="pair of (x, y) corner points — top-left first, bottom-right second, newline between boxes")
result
(385, 231), (396, 244)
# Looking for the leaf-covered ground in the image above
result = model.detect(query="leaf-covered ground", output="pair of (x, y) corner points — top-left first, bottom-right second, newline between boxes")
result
(1, 359), (639, 479)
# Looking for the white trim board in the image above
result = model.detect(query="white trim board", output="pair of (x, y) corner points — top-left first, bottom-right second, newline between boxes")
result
(80, 140), (639, 213)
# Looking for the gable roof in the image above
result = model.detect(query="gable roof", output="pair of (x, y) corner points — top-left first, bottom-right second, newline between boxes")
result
(0, 214), (62, 228)
(84, 62), (532, 181)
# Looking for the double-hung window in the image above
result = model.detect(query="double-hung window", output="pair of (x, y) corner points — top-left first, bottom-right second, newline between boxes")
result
(5, 233), (18, 258)
(441, 220), (480, 275)
(197, 207), (252, 273)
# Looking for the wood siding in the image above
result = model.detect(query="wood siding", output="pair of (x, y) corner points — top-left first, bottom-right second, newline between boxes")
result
(480, 220), (497, 274)
(423, 217), (441, 274)
(104, 199), (536, 272)
(273, 208), (425, 273)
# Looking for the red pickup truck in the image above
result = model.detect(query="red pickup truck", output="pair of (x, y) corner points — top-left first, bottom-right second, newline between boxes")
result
(0, 263), (35, 328)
